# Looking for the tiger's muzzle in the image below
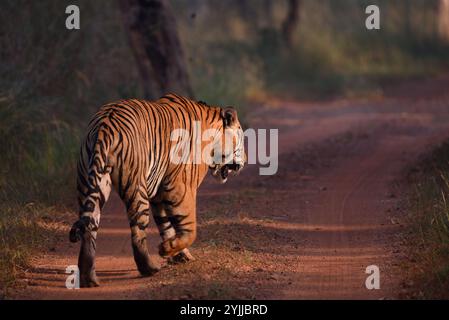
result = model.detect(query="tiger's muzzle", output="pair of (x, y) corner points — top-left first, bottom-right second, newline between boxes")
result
(211, 160), (244, 183)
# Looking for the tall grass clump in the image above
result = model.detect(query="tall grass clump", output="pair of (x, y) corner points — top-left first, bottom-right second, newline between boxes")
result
(406, 141), (449, 298)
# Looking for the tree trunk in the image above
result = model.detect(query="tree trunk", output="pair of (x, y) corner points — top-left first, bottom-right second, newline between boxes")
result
(281, 0), (301, 48)
(262, 0), (274, 27)
(404, 1), (412, 37)
(438, 0), (449, 41)
(119, 0), (194, 99)
(235, 0), (273, 30)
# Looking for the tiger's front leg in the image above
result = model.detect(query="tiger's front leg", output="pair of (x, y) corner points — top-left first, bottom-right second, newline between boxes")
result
(169, 248), (196, 264)
(158, 214), (196, 259)
(152, 200), (197, 261)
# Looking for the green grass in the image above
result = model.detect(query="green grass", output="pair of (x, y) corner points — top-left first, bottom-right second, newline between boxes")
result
(406, 141), (449, 299)
(0, 203), (55, 297)
(0, 97), (80, 295)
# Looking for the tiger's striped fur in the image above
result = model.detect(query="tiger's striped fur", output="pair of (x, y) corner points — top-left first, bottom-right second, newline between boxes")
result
(69, 93), (245, 287)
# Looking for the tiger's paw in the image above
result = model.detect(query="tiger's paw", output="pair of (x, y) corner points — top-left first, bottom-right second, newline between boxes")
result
(158, 237), (180, 258)
(137, 259), (161, 277)
(168, 248), (196, 264)
(79, 273), (100, 288)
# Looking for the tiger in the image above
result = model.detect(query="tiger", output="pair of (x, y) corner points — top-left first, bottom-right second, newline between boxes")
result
(69, 93), (246, 287)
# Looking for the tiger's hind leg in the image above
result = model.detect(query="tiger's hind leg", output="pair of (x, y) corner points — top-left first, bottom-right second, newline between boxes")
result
(77, 219), (100, 288)
(124, 184), (161, 276)
(71, 172), (112, 288)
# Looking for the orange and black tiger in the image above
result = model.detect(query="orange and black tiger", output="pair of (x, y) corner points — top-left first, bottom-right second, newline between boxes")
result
(69, 93), (245, 287)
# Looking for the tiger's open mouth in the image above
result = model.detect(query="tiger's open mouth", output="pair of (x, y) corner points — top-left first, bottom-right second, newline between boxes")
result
(211, 163), (242, 182)
(220, 165), (229, 180)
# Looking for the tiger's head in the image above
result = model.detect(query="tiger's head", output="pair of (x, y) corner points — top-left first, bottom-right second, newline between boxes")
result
(210, 107), (246, 184)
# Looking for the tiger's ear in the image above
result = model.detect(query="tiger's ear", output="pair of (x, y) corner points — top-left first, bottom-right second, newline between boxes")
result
(221, 107), (238, 127)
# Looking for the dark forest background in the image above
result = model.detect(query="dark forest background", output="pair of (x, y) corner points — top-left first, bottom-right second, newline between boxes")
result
(1, 0), (449, 293)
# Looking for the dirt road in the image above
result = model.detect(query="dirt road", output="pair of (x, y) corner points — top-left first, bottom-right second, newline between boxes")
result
(14, 75), (449, 299)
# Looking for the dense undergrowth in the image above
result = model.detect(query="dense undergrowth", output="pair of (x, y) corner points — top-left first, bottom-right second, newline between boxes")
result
(405, 141), (449, 299)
